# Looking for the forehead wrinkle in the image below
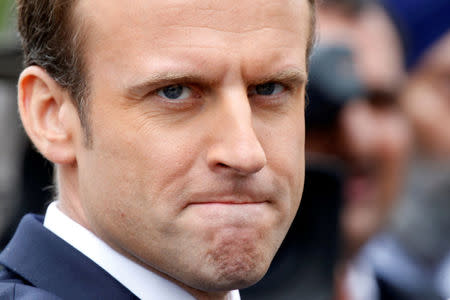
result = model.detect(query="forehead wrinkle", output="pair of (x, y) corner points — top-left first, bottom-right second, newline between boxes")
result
(156, 34), (306, 56)
(162, 4), (306, 35)
(165, 24), (303, 36)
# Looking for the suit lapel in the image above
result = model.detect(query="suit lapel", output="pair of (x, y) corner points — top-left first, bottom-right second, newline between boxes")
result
(0, 214), (139, 300)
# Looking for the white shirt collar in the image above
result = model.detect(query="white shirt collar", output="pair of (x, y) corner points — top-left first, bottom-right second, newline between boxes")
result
(44, 202), (240, 300)
(345, 252), (379, 300)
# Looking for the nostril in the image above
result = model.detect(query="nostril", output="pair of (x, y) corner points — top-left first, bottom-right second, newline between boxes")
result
(208, 149), (266, 175)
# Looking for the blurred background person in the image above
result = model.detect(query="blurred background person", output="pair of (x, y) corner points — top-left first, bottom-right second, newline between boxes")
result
(306, 0), (411, 299)
(367, 0), (450, 299)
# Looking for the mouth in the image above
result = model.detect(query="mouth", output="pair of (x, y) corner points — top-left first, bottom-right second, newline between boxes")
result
(188, 203), (268, 211)
(184, 191), (272, 208)
(344, 163), (378, 206)
(182, 193), (273, 222)
(186, 200), (270, 214)
(189, 198), (269, 206)
(187, 201), (269, 211)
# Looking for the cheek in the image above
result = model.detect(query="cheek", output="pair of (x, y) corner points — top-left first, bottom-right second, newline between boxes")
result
(258, 114), (305, 213)
(377, 115), (411, 165)
(261, 104), (304, 161)
(402, 83), (437, 132)
(371, 115), (410, 216)
(78, 121), (198, 255)
(403, 83), (450, 154)
(79, 105), (193, 224)
(375, 114), (410, 185)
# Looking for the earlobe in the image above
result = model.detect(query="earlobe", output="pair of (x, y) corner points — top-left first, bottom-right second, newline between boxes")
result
(18, 66), (78, 165)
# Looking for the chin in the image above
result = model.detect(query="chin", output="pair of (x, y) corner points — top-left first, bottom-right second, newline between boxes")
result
(194, 264), (268, 293)
(215, 258), (268, 290)
(193, 237), (273, 292)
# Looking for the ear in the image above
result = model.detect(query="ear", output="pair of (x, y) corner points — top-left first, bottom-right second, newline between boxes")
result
(18, 66), (79, 165)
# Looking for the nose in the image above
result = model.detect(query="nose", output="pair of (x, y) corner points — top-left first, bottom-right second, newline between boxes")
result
(206, 90), (267, 176)
(338, 100), (379, 160)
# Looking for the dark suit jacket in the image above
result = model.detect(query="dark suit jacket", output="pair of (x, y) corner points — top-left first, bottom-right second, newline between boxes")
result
(0, 214), (139, 299)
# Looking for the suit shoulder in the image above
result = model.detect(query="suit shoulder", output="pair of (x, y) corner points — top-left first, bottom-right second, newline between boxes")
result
(0, 268), (62, 300)
(0, 283), (62, 300)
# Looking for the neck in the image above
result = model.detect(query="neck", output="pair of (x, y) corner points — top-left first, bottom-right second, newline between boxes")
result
(55, 164), (93, 232)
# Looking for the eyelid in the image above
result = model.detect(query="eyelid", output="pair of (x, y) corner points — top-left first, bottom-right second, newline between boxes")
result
(248, 70), (307, 90)
(150, 82), (201, 98)
(147, 83), (204, 112)
(248, 82), (291, 97)
(156, 84), (192, 101)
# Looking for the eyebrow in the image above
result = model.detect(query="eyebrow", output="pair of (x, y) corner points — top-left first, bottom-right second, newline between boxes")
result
(249, 68), (307, 86)
(126, 68), (307, 98)
(126, 72), (218, 98)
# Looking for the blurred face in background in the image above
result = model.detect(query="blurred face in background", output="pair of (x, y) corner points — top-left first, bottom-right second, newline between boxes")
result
(313, 3), (411, 255)
(399, 33), (450, 158)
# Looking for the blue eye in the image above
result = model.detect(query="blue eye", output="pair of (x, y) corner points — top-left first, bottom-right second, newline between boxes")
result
(251, 82), (285, 96)
(157, 85), (192, 100)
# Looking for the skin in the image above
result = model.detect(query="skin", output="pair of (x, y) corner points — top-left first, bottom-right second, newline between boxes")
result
(400, 33), (450, 158)
(18, 0), (311, 299)
(311, 3), (411, 257)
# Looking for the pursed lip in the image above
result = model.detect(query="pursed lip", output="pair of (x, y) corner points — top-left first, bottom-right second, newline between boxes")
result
(184, 193), (271, 209)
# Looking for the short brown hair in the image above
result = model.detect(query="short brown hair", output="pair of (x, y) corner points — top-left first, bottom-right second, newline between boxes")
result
(17, 0), (315, 139)
(16, 0), (90, 135)
(307, 0), (317, 64)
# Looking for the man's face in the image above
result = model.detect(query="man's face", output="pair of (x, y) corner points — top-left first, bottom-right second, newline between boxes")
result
(313, 4), (410, 252)
(338, 5), (410, 250)
(400, 33), (450, 158)
(69, 0), (308, 293)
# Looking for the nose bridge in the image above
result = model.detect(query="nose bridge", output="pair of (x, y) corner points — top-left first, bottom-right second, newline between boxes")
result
(207, 88), (267, 174)
(221, 89), (254, 142)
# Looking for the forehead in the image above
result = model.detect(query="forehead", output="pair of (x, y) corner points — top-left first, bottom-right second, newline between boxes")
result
(419, 33), (450, 72)
(318, 5), (404, 92)
(76, 0), (308, 35)
(74, 0), (310, 81)
(355, 5), (405, 91)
